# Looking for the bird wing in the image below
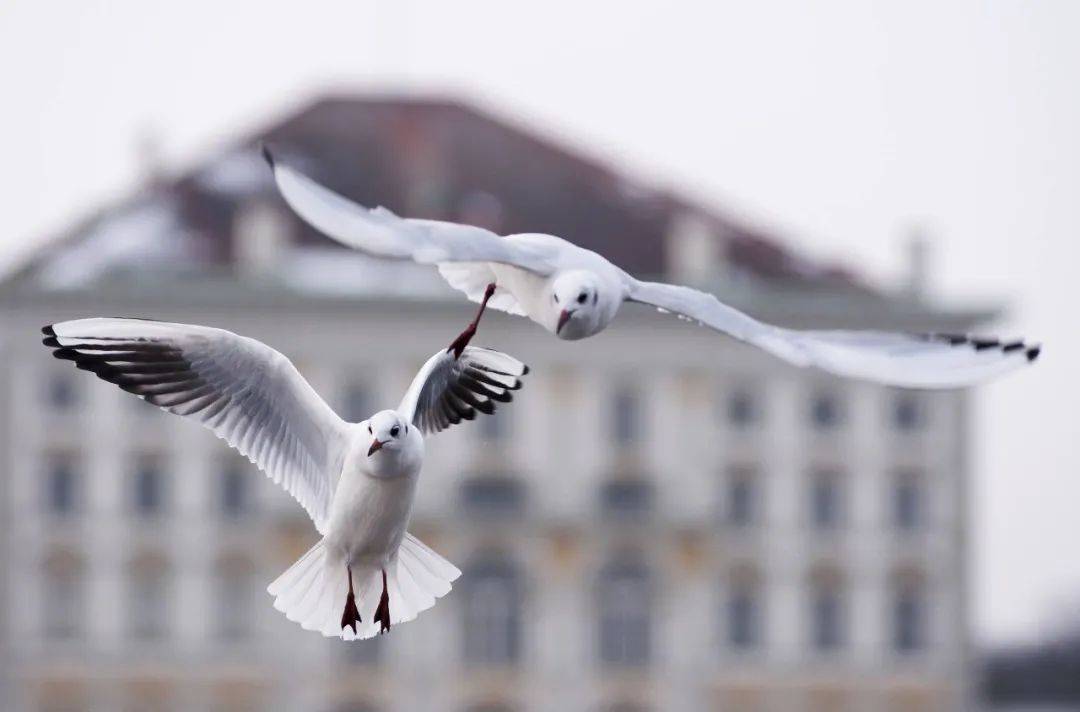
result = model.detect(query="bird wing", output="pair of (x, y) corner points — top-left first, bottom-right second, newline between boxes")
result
(397, 346), (529, 435)
(43, 318), (351, 533)
(626, 279), (1040, 388)
(266, 151), (559, 276)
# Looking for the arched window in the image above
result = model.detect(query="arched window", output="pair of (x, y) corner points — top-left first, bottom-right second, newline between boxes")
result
(42, 548), (84, 641)
(463, 556), (522, 666)
(808, 564), (846, 652)
(598, 557), (651, 666)
(216, 553), (256, 640)
(129, 551), (170, 640)
(725, 564), (763, 652)
(891, 566), (927, 653)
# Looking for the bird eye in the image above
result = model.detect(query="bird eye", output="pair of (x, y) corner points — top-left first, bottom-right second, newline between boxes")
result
(390, 425), (400, 437)
(367, 424), (372, 434)
(553, 293), (560, 304)
(577, 292), (587, 304)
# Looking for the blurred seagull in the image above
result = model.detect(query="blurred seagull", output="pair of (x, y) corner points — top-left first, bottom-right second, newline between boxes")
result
(41, 315), (528, 639)
(265, 149), (1040, 389)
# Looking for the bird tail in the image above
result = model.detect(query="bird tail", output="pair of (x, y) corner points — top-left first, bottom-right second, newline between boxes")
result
(267, 534), (461, 641)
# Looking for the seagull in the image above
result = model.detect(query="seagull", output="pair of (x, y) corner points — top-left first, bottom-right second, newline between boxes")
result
(265, 149), (1040, 389)
(41, 314), (528, 640)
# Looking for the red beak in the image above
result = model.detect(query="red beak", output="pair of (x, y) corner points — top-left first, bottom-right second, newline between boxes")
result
(557, 309), (573, 334)
(368, 439), (383, 457)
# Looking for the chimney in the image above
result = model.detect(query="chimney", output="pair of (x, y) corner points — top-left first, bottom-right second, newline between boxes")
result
(666, 212), (725, 284)
(233, 200), (290, 279)
(904, 227), (930, 300)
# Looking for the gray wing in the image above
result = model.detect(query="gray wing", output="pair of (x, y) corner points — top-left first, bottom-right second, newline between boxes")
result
(397, 346), (529, 435)
(627, 278), (1040, 389)
(43, 318), (350, 533)
(266, 150), (559, 275)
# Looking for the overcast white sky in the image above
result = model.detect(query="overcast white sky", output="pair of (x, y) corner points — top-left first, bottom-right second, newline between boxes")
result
(2, 0), (1077, 645)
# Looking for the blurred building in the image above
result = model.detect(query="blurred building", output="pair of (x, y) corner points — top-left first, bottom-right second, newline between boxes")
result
(0, 96), (996, 712)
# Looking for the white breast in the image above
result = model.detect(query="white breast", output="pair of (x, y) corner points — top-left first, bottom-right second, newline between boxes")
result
(323, 431), (424, 567)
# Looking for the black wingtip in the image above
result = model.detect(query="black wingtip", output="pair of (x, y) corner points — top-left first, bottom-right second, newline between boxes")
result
(261, 143), (275, 169)
(1026, 346), (1041, 362)
(522, 364), (530, 376)
(42, 336), (60, 348)
(41, 324), (55, 336)
(52, 347), (79, 362)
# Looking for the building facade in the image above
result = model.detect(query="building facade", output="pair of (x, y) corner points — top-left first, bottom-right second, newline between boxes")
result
(0, 97), (990, 712)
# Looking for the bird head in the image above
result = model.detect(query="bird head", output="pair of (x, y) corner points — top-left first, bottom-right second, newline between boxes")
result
(366, 410), (408, 457)
(549, 271), (603, 340)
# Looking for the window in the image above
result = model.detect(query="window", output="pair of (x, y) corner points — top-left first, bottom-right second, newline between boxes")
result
(726, 467), (758, 528)
(810, 391), (842, 430)
(216, 558), (255, 640)
(220, 465), (250, 518)
(129, 555), (169, 640)
(893, 473), (921, 531)
(133, 459), (166, 516)
(810, 471), (843, 530)
(46, 373), (77, 410)
(460, 476), (526, 517)
(343, 382), (370, 423)
(598, 560), (651, 666)
(727, 587), (760, 651)
(45, 456), (78, 515)
(893, 588), (924, 652)
(42, 551), (82, 640)
(726, 388), (759, 428)
(611, 386), (641, 445)
(463, 558), (521, 665)
(809, 583), (845, 651)
(600, 479), (653, 519)
(891, 392), (924, 431)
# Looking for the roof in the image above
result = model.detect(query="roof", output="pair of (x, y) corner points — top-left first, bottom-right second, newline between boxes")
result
(9, 94), (869, 295)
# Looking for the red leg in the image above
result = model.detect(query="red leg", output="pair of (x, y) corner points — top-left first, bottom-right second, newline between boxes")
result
(340, 564), (362, 633)
(374, 568), (391, 634)
(447, 282), (497, 359)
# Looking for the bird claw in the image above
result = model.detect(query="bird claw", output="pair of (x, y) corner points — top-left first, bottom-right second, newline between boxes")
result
(374, 589), (391, 634)
(340, 591), (362, 633)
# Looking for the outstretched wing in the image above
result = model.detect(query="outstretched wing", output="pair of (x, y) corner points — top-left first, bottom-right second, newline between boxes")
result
(627, 279), (1040, 388)
(265, 150), (558, 276)
(42, 318), (351, 533)
(397, 346), (529, 435)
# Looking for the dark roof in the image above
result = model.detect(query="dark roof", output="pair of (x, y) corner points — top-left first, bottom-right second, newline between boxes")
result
(13, 94), (865, 290)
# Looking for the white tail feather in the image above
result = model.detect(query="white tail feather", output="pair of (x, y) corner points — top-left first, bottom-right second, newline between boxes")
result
(267, 534), (461, 641)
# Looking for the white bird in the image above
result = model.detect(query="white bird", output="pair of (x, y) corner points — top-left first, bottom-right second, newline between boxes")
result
(265, 149), (1041, 389)
(42, 316), (529, 640)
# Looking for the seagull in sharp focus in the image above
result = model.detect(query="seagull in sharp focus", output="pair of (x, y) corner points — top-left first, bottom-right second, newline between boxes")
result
(265, 149), (1041, 389)
(41, 314), (528, 639)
